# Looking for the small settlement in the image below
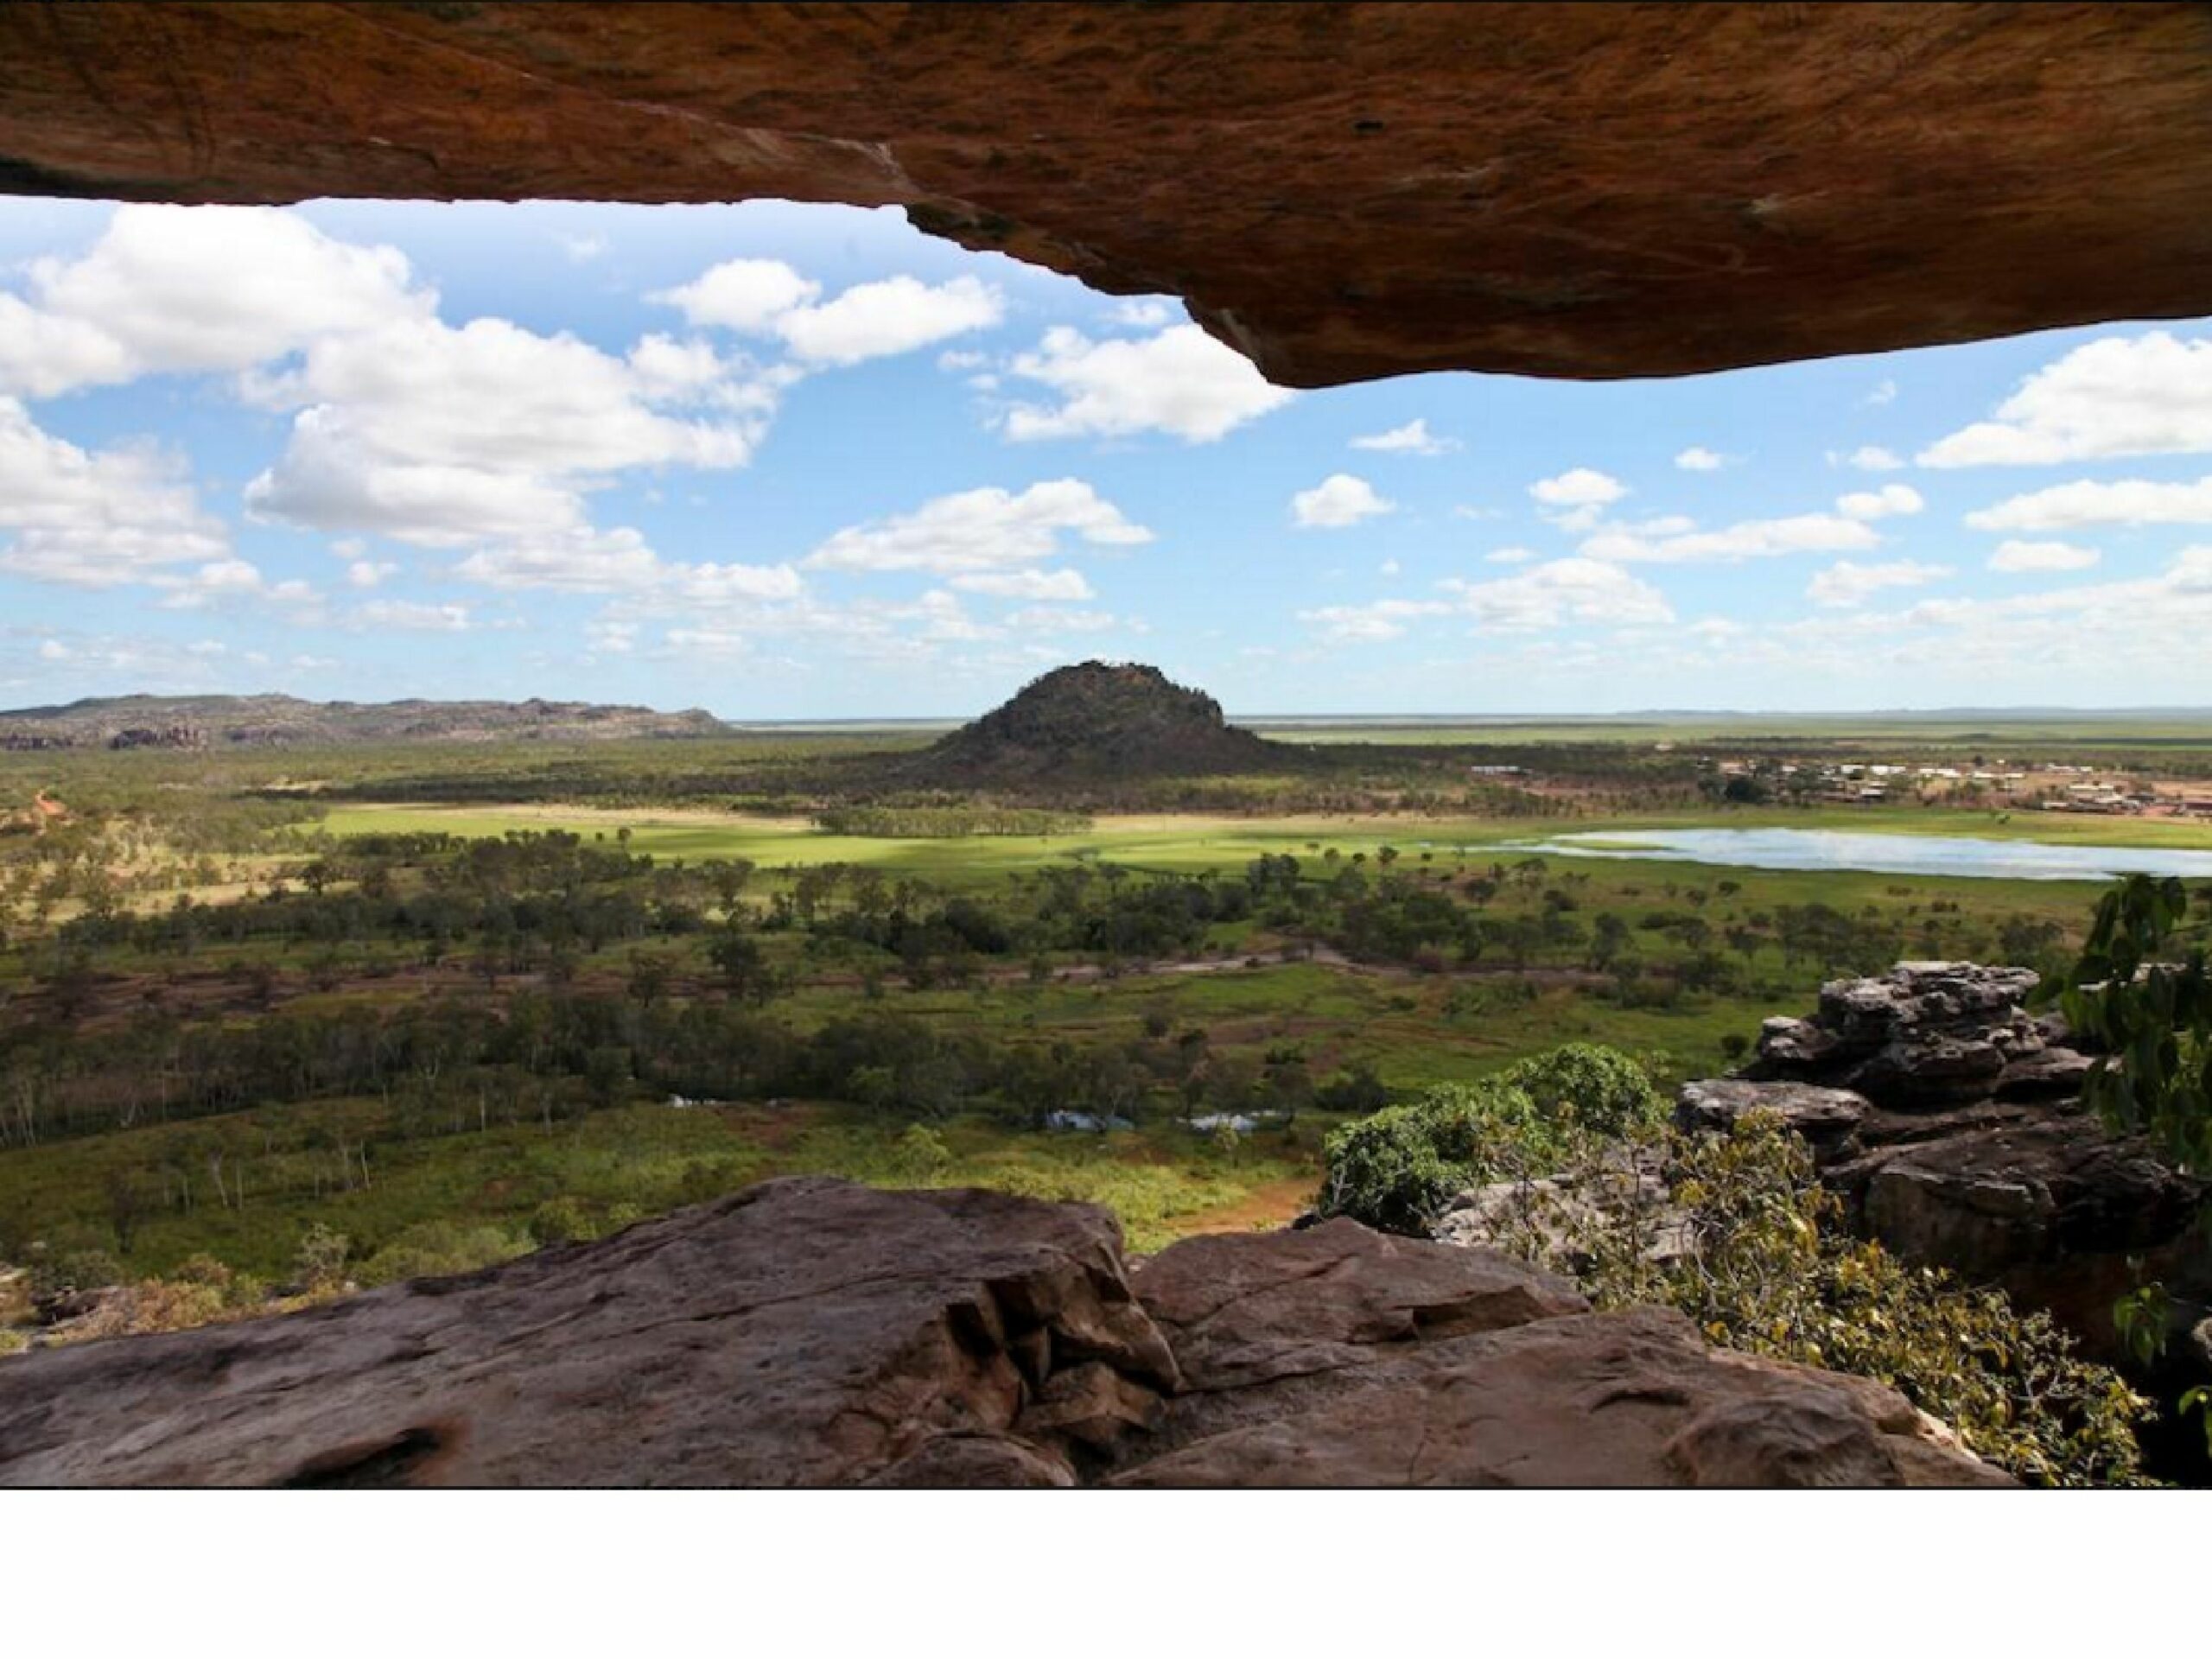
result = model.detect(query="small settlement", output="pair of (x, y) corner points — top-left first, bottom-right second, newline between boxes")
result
(1704, 757), (2207, 817)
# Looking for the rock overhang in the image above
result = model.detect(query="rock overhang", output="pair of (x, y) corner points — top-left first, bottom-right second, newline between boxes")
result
(0, 2), (2207, 385)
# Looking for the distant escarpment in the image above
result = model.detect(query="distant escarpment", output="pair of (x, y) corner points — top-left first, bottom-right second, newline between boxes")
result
(917, 663), (1282, 785)
(0, 695), (727, 751)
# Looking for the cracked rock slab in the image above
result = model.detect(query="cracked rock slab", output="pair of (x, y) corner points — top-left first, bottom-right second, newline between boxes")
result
(0, 1184), (2008, 1487)
(0, 1178), (1176, 1487)
(1111, 1306), (2006, 1489)
(1109, 1221), (1999, 1486)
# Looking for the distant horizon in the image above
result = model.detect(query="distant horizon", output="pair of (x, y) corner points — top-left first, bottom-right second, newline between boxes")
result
(11, 685), (2212, 729)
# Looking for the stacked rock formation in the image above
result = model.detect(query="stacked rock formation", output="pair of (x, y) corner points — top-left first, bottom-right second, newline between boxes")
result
(1680, 963), (2209, 1373)
(0, 1179), (2002, 1487)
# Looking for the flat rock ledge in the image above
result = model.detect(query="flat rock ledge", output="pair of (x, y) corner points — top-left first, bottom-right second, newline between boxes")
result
(0, 1179), (2002, 1487)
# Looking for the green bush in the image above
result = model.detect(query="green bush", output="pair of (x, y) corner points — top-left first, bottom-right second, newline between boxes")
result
(1495, 1042), (1666, 1138)
(356, 1221), (530, 1287)
(1316, 1053), (2152, 1485)
(1317, 1103), (1470, 1236)
(31, 1248), (124, 1300)
(169, 1254), (265, 1308)
(1493, 1114), (2153, 1488)
(292, 1223), (351, 1291)
(1316, 1082), (1557, 1236)
(1317, 1043), (1664, 1236)
(529, 1195), (596, 1248)
(892, 1123), (953, 1181)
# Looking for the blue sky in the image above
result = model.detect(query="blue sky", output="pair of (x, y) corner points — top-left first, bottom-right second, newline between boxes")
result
(2, 195), (2209, 718)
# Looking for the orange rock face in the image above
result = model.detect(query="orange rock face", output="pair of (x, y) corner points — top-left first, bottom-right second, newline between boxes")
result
(0, 2), (2207, 384)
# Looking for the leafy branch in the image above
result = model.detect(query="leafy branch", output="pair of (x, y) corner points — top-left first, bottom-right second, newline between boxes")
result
(2044, 874), (2212, 1175)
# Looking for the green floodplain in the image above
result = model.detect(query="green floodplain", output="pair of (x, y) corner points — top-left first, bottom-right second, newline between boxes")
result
(4, 708), (2211, 1319)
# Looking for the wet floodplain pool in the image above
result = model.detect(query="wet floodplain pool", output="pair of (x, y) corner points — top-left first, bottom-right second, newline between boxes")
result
(1504, 827), (2212, 882)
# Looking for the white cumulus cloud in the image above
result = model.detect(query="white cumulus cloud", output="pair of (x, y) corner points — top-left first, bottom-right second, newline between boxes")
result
(1987, 539), (2101, 574)
(0, 204), (429, 399)
(0, 397), (230, 587)
(1352, 418), (1458, 456)
(1291, 473), (1395, 529)
(1835, 484), (1924, 521)
(1106, 298), (1176, 330)
(1299, 598), (1454, 644)
(652, 259), (823, 332)
(774, 275), (1003, 367)
(1530, 467), (1628, 509)
(1964, 475), (2212, 532)
(1674, 447), (1729, 472)
(1917, 332), (2212, 467)
(1580, 512), (1879, 564)
(1529, 467), (1630, 531)
(949, 568), (1097, 601)
(1440, 558), (1675, 632)
(244, 315), (777, 551)
(356, 600), (471, 632)
(653, 262), (1001, 365)
(1808, 559), (1952, 608)
(1004, 605), (1122, 635)
(1001, 324), (1294, 443)
(804, 479), (1151, 575)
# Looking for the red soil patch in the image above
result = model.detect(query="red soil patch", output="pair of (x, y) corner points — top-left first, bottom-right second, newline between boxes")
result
(1171, 1175), (1319, 1239)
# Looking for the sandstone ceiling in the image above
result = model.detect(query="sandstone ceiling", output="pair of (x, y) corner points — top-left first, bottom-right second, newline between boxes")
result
(0, 2), (2207, 385)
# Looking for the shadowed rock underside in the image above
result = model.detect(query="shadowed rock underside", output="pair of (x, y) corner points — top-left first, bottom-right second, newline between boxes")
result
(0, 3), (2208, 384)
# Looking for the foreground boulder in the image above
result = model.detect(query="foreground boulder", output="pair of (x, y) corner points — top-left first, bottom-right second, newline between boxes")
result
(1118, 1223), (1997, 1488)
(0, 1181), (2003, 1487)
(1687, 963), (2210, 1376)
(0, 1179), (1175, 1487)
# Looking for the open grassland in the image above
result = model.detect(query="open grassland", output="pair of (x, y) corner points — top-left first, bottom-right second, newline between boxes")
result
(0, 1095), (1313, 1281)
(312, 798), (2212, 869)
(9, 715), (2209, 1328)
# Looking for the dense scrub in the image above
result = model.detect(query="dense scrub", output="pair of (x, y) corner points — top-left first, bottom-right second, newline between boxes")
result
(1315, 1045), (1667, 1234)
(1316, 1058), (2153, 1488)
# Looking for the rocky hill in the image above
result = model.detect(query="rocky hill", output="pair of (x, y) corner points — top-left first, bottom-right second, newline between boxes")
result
(920, 662), (1281, 783)
(0, 695), (727, 751)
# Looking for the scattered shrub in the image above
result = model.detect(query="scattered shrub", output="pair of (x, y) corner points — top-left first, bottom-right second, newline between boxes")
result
(31, 1248), (124, 1300)
(1317, 1043), (1664, 1235)
(292, 1223), (351, 1291)
(1317, 1084), (1544, 1236)
(355, 1221), (529, 1287)
(1461, 1111), (2154, 1488)
(529, 1195), (596, 1248)
(1495, 1042), (1665, 1138)
(892, 1123), (953, 1181)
